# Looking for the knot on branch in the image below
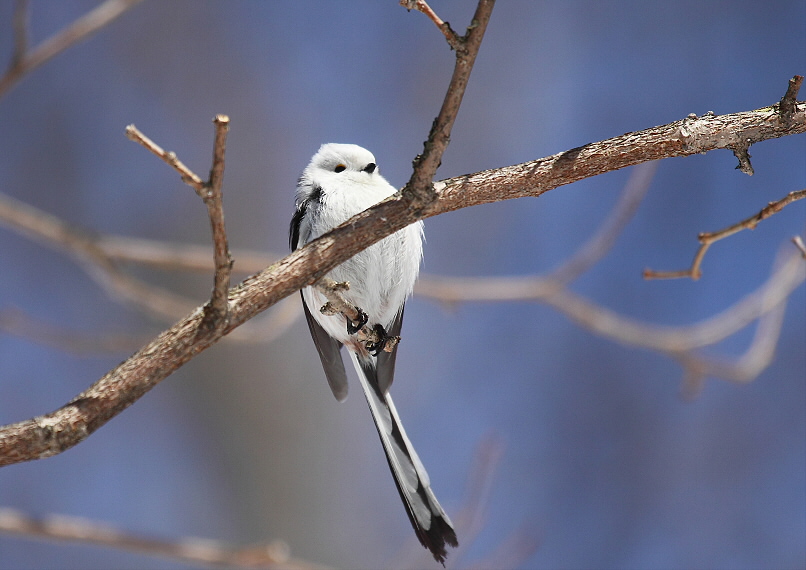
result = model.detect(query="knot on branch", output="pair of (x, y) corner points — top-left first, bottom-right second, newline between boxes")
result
(777, 75), (803, 126)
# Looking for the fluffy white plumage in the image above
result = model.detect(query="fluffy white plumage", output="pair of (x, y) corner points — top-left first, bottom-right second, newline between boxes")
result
(290, 143), (457, 564)
(294, 143), (423, 348)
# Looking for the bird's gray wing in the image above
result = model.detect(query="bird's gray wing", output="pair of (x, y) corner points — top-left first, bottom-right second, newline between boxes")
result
(376, 305), (404, 395)
(301, 293), (349, 401)
(348, 351), (457, 564)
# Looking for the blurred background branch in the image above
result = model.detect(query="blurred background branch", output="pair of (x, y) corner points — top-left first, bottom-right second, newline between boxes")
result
(0, 0), (143, 97)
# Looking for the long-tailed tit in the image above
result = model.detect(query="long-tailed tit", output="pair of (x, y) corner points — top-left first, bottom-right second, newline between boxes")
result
(290, 143), (457, 564)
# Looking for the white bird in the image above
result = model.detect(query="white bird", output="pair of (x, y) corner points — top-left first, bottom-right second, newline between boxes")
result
(290, 143), (457, 564)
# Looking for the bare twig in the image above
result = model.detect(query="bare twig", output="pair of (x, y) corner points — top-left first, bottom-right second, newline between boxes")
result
(0, 196), (275, 274)
(403, 0), (495, 206)
(679, 282), (788, 399)
(0, 0), (144, 97)
(200, 115), (233, 331)
(0, 507), (328, 570)
(0, 191), (297, 348)
(94, 235), (275, 274)
(125, 124), (204, 190)
(644, 188), (806, 280)
(400, 0), (462, 49)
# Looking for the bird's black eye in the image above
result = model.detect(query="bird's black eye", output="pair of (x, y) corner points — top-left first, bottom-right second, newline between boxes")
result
(334, 164), (346, 173)
(362, 162), (376, 174)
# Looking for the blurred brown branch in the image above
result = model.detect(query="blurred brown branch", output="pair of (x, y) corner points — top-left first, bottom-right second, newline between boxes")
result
(0, 0), (144, 97)
(0, 507), (328, 570)
(419, 247), (804, 393)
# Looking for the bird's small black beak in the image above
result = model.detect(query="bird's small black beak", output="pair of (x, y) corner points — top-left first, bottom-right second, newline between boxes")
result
(362, 162), (376, 174)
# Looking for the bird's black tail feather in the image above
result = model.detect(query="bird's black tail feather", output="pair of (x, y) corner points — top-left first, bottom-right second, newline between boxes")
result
(350, 353), (458, 565)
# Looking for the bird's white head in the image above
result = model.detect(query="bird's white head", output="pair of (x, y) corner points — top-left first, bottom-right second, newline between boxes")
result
(303, 143), (380, 183)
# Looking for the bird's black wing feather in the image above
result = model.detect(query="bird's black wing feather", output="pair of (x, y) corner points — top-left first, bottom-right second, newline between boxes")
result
(291, 188), (348, 401)
(376, 305), (404, 395)
(301, 294), (349, 402)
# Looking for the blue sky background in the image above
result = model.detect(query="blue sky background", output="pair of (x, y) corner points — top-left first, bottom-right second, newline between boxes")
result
(0, 1), (804, 568)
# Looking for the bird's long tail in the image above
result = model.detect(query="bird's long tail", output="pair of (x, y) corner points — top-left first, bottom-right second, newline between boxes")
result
(348, 352), (458, 565)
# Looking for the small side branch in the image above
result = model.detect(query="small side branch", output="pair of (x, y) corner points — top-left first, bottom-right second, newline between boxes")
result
(400, 0), (462, 49)
(200, 115), (233, 331)
(126, 118), (233, 335)
(644, 188), (806, 280)
(729, 75), (802, 175)
(125, 125), (204, 189)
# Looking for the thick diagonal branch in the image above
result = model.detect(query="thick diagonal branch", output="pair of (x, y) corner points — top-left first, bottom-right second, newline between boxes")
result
(1, 89), (803, 468)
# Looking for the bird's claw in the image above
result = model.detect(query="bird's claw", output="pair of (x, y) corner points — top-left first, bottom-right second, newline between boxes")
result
(366, 324), (400, 356)
(346, 306), (369, 335)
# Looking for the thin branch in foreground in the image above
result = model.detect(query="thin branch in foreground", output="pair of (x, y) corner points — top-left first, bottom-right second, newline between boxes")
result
(0, 0), (143, 97)
(793, 235), (806, 258)
(643, 188), (806, 280)
(0, 507), (327, 570)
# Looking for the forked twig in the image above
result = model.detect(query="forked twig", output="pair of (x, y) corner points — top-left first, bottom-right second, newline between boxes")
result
(643, 188), (806, 280)
(127, 118), (233, 334)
